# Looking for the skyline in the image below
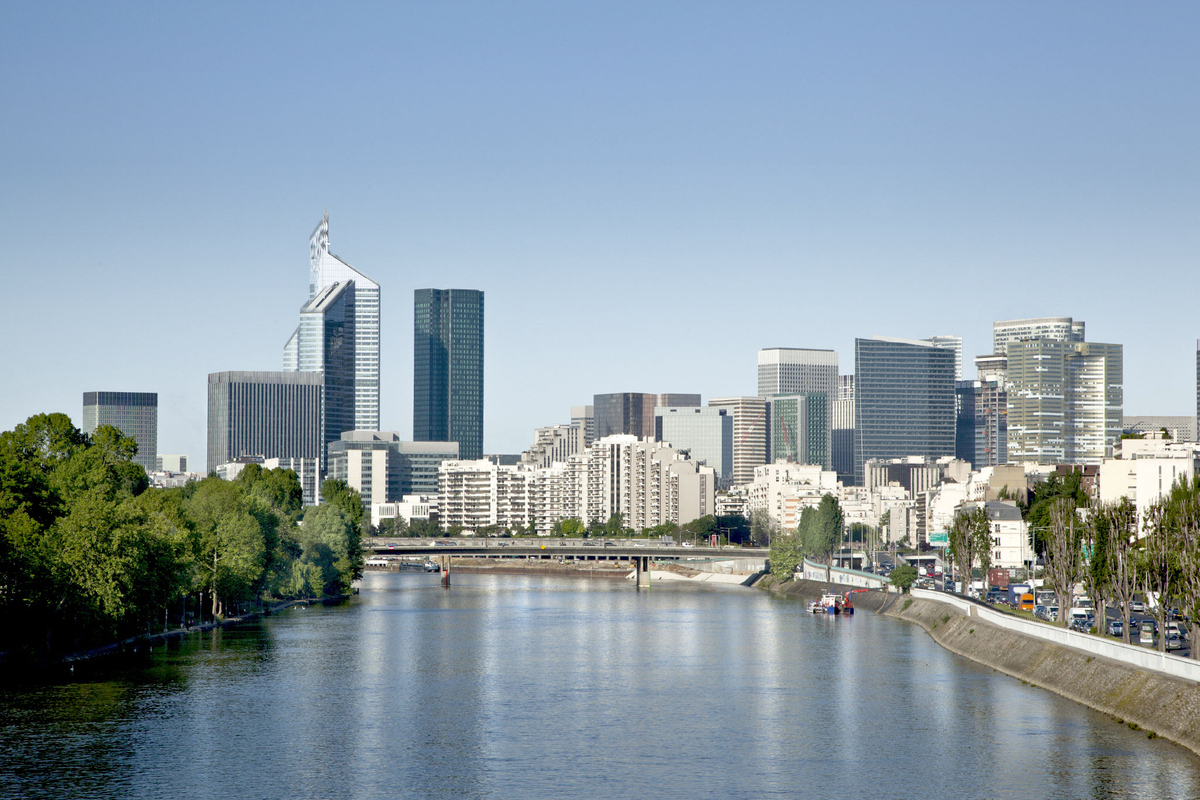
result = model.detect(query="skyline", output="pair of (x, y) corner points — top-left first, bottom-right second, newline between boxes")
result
(3, 3), (1198, 471)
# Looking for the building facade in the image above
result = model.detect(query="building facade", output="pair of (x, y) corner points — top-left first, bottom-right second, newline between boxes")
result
(522, 424), (585, 469)
(853, 337), (956, 486)
(924, 335), (963, 380)
(593, 392), (700, 440)
(284, 213), (380, 432)
(767, 393), (829, 470)
(82, 391), (158, 473)
(206, 371), (323, 474)
(327, 432), (460, 509)
(993, 316), (1085, 357)
(707, 396), (769, 486)
(757, 347), (838, 399)
(831, 375), (855, 481)
(413, 288), (485, 460)
(956, 378), (1007, 469)
(655, 406), (734, 487)
(571, 405), (595, 447)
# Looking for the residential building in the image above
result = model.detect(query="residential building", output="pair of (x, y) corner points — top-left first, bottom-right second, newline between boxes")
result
(924, 335), (963, 380)
(853, 337), (956, 486)
(438, 460), (531, 532)
(414, 288), (485, 460)
(82, 391), (158, 473)
(745, 462), (837, 530)
(284, 213), (380, 432)
(372, 495), (437, 529)
(1007, 339), (1123, 464)
(206, 371), (323, 474)
(992, 317), (1085, 356)
(831, 375), (855, 481)
(582, 436), (715, 531)
(593, 392), (700, 440)
(768, 393), (829, 470)
(1100, 434), (1200, 530)
(655, 406), (734, 487)
(863, 456), (950, 498)
(522, 424), (585, 469)
(157, 454), (187, 473)
(708, 396), (769, 486)
(961, 501), (1033, 570)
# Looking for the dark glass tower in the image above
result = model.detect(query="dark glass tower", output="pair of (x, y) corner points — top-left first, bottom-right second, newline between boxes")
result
(853, 337), (956, 486)
(413, 289), (484, 460)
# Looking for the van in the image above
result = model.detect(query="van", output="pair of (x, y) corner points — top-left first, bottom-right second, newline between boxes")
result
(1139, 619), (1157, 646)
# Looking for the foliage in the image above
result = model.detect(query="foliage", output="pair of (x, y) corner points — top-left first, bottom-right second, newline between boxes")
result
(1025, 472), (1089, 556)
(947, 506), (991, 595)
(748, 508), (777, 546)
(803, 496), (844, 574)
(890, 564), (918, 593)
(768, 533), (803, 581)
(1044, 498), (1085, 627)
(0, 413), (368, 659)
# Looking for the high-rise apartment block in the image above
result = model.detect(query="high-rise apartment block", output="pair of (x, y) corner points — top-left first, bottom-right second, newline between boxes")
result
(82, 391), (158, 473)
(522, 424), (585, 469)
(283, 214), (380, 434)
(1006, 339), (1123, 464)
(207, 371), (323, 474)
(655, 406), (734, 487)
(831, 376), (855, 480)
(707, 396), (769, 486)
(571, 405), (596, 447)
(414, 288), (485, 460)
(593, 393), (700, 440)
(853, 337), (956, 486)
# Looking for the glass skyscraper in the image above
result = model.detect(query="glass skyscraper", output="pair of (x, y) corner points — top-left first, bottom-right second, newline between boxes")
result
(413, 288), (484, 460)
(82, 391), (158, 473)
(853, 337), (956, 486)
(654, 406), (734, 488)
(768, 393), (829, 470)
(284, 213), (380, 433)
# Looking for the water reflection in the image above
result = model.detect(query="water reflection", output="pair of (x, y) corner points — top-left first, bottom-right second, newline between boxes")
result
(1, 572), (1199, 799)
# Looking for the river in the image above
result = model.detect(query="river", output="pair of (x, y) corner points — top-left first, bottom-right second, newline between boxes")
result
(2, 572), (1199, 799)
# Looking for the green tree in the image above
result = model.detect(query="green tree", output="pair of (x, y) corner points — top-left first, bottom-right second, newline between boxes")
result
(948, 506), (990, 595)
(682, 515), (718, 544)
(183, 478), (268, 618)
(1044, 498), (1084, 626)
(378, 514), (410, 537)
(320, 479), (366, 535)
(804, 496), (843, 580)
(890, 563), (918, 593)
(559, 517), (585, 537)
(749, 507), (777, 547)
(1025, 472), (1088, 556)
(299, 503), (363, 596)
(768, 532), (803, 581)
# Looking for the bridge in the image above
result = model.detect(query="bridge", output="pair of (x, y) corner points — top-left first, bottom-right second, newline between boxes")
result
(365, 537), (769, 588)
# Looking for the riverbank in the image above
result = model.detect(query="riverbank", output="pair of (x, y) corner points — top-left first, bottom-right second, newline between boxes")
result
(759, 576), (1200, 756)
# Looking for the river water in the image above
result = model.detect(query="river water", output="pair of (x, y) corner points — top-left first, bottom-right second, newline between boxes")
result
(3, 572), (1200, 800)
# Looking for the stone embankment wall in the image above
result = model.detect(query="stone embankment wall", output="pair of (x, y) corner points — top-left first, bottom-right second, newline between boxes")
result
(758, 576), (1200, 756)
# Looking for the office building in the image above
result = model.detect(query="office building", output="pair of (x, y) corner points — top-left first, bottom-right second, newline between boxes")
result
(992, 317), (1084, 357)
(768, 393), (829, 470)
(831, 376), (855, 480)
(207, 371), (323, 474)
(708, 396), (769, 486)
(1122, 417), (1197, 443)
(757, 348), (838, 399)
(157, 455), (187, 473)
(655, 406), (734, 487)
(571, 405), (596, 447)
(924, 336), (963, 381)
(956, 378), (1007, 469)
(282, 215), (379, 431)
(81, 391), (158, 473)
(1007, 339), (1122, 464)
(327, 432), (460, 509)
(284, 214), (380, 431)
(414, 288), (484, 460)
(853, 337), (956, 486)
(262, 456), (320, 506)
(296, 280), (356, 464)
(593, 392), (700, 440)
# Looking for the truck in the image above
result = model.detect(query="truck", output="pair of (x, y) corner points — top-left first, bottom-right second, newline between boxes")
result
(989, 568), (1010, 589)
(1007, 584), (1032, 606)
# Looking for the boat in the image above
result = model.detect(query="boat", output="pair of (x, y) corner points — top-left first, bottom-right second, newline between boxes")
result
(819, 592), (843, 614)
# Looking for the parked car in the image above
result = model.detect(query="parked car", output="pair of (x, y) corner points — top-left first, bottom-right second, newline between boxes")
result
(1034, 605), (1051, 621)
(1166, 632), (1185, 651)
(1071, 616), (1094, 633)
(1107, 618), (1124, 637)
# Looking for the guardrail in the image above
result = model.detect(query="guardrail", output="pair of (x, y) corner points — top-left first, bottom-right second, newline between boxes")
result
(910, 587), (1200, 683)
(799, 558), (888, 589)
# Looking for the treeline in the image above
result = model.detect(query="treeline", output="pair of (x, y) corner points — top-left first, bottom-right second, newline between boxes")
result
(0, 413), (364, 658)
(767, 496), (845, 580)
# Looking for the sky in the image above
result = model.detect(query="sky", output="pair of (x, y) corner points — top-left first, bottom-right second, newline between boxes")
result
(2, 2), (1198, 472)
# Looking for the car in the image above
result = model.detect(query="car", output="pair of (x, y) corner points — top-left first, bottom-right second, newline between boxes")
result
(1071, 616), (1094, 633)
(1166, 632), (1185, 651)
(682, 542), (695, 548)
(603, 541), (615, 547)
(1130, 600), (1146, 614)
(1107, 619), (1124, 637)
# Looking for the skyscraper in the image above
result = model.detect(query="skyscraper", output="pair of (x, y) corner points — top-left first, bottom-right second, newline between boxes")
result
(853, 337), (956, 486)
(207, 371), (323, 474)
(707, 396), (769, 486)
(414, 289), (485, 460)
(82, 391), (158, 473)
(769, 393), (829, 470)
(298, 281), (356, 461)
(757, 348), (838, 399)
(924, 336), (963, 380)
(993, 317), (1084, 357)
(284, 213), (380, 432)
(593, 393), (701, 440)
(831, 376), (855, 479)
(654, 406), (734, 487)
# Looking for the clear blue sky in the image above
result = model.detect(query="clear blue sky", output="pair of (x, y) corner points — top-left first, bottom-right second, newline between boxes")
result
(3, 2), (1198, 471)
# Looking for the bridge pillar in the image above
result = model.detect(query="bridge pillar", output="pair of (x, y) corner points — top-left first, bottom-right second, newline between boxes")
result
(440, 555), (450, 587)
(636, 555), (651, 588)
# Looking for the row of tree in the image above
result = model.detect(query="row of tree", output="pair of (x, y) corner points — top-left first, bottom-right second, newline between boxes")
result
(947, 475), (1200, 658)
(0, 413), (364, 659)
(767, 496), (845, 581)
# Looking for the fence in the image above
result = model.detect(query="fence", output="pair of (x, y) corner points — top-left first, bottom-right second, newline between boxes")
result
(910, 587), (1200, 683)
(800, 558), (889, 589)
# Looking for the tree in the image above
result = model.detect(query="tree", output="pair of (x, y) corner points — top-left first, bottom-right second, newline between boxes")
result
(378, 514), (409, 537)
(320, 479), (366, 535)
(682, 515), (717, 544)
(1044, 499), (1084, 627)
(768, 532), (803, 581)
(890, 563), (918, 593)
(183, 478), (268, 618)
(299, 503), (363, 596)
(1025, 472), (1088, 556)
(1103, 499), (1139, 644)
(749, 508), (777, 547)
(559, 517), (585, 537)
(804, 496), (843, 581)
(1164, 476), (1200, 658)
(948, 506), (990, 596)
(1082, 501), (1114, 633)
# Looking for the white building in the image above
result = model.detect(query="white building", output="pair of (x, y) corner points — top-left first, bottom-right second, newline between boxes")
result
(746, 462), (837, 530)
(372, 495), (437, 529)
(522, 423), (585, 469)
(438, 460), (532, 532)
(708, 396), (769, 486)
(962, 500), (1032, 570)
(1098, 436), (1200, 532)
